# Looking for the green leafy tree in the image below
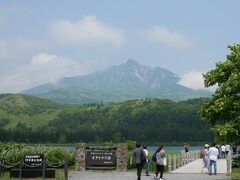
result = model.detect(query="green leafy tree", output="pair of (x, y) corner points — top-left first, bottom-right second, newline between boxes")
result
(201, 44), (240, 143)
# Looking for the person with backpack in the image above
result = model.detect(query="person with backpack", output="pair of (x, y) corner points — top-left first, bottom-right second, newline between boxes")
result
(153, 145), (165, 180)
(132, 143), (146, 180)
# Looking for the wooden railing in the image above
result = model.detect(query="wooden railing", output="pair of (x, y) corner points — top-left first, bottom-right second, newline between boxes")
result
(168, 150), (201, 172)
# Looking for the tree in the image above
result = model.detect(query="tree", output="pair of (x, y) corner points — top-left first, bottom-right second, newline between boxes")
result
(201, 44), (240, 143)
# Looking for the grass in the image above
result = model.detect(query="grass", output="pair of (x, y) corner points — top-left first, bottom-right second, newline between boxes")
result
(231, 167), (240, 180)
(0, 108), (61, 129)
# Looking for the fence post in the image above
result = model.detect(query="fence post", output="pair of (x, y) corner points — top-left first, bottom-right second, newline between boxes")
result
(64, 159), (68, 180)
(19, 160), (22, 179)
(183, 152), (187, 165)
(226, 153), (232, 173)
(188, 152), (191, 163)
(42, 159), (46, 179)
(180, 152), (184, 167)
(177, 154), (180, 168)
(168, 156), (172, 173)
(173, 155), (176, 170)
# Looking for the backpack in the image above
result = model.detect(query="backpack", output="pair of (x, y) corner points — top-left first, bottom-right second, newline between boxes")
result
(141, 149), (146, 163)
(152, 153), (157, 162)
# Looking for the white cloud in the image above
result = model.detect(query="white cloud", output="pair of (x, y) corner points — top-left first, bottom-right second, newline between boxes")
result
(0, 38), (47, 61)
(0, 53), (96, 93)
(178, 71), (217, 92)
(178, 71), (204, 90)
(140, 26), (193, 50)
(50, 15), (126, 47)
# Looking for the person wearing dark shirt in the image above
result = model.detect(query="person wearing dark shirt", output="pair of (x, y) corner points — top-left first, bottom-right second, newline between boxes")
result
(184, 143), (189, 152)
(132, 143), (145, 180)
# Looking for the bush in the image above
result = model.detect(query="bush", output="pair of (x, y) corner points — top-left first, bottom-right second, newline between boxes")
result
(0, 142), (75, 167)
(232, 156), (240, 168)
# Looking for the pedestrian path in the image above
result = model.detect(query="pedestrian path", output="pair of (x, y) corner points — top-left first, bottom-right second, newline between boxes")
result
(69, 171), (229, 180)
(171, 159), (227, 174)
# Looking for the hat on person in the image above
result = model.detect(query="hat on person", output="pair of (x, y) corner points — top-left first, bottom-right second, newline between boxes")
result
(204, 144), (209, 147)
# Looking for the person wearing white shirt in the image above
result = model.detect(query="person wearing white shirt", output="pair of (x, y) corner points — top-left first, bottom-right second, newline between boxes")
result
(221, 144), (226, 159)
(143, 145), (150, 176)
(225, 144), (230, 155)
(208, 143), (219, 175)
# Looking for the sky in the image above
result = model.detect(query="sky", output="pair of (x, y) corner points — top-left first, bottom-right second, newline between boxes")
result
(0, 0), (239, 93)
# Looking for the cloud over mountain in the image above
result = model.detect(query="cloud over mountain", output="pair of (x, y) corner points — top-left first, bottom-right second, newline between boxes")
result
(0, 53), (90, 93)
(178, 71), (205, 90)
(140, 26), (193, 50)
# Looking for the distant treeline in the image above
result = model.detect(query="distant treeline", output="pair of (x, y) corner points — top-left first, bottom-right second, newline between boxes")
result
(0, 97), (213, 144)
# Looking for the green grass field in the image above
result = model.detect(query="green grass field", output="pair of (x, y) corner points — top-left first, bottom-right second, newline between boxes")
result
(231, 167), (240, 180)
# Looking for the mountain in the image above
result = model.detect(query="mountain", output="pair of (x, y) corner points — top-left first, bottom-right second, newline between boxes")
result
(22, 59), (211, 104)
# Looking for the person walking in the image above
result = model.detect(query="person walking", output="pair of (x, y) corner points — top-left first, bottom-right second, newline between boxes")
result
(201, 144), (209, 173)
(208, 142), (219, 175)
(153, 145), (165, 180)
(143, 145), (150, 176)
(183, 143), (189, 163)
(132, 143), (145, 180)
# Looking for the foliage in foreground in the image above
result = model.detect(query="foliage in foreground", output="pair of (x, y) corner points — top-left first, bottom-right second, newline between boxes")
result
(201, 44), (240, 143)
(0, 142), (75, 166)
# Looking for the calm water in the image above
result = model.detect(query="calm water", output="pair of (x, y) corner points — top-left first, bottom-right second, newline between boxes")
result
(148, 146), (202, 152)
(63, 146), (202, 152)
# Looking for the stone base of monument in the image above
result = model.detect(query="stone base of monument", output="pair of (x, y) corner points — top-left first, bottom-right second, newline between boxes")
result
(10, 168), (55, 178)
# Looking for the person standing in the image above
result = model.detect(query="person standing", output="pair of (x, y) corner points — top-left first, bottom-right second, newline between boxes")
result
(232, 145), (237, 155)
(221, 144), (226, 159)
(184, 143), (189, 153)
(153, 145), (165, 180)
(225, 144), (230, 156)
(143, 145), (150, 176)
(132, 143), (145, 180)
(208, 142), (219, 175)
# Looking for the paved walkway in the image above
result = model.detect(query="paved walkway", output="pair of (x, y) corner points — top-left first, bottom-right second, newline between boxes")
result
(69, 158), (230, 179)
(171, 159), (227, 174)
(69, 171), (230, 180)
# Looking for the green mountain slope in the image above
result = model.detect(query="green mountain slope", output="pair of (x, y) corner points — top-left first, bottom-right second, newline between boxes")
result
(0, 94), (213, 143)
(0, 94), (65, 129)
(44, 97), (212, 143)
